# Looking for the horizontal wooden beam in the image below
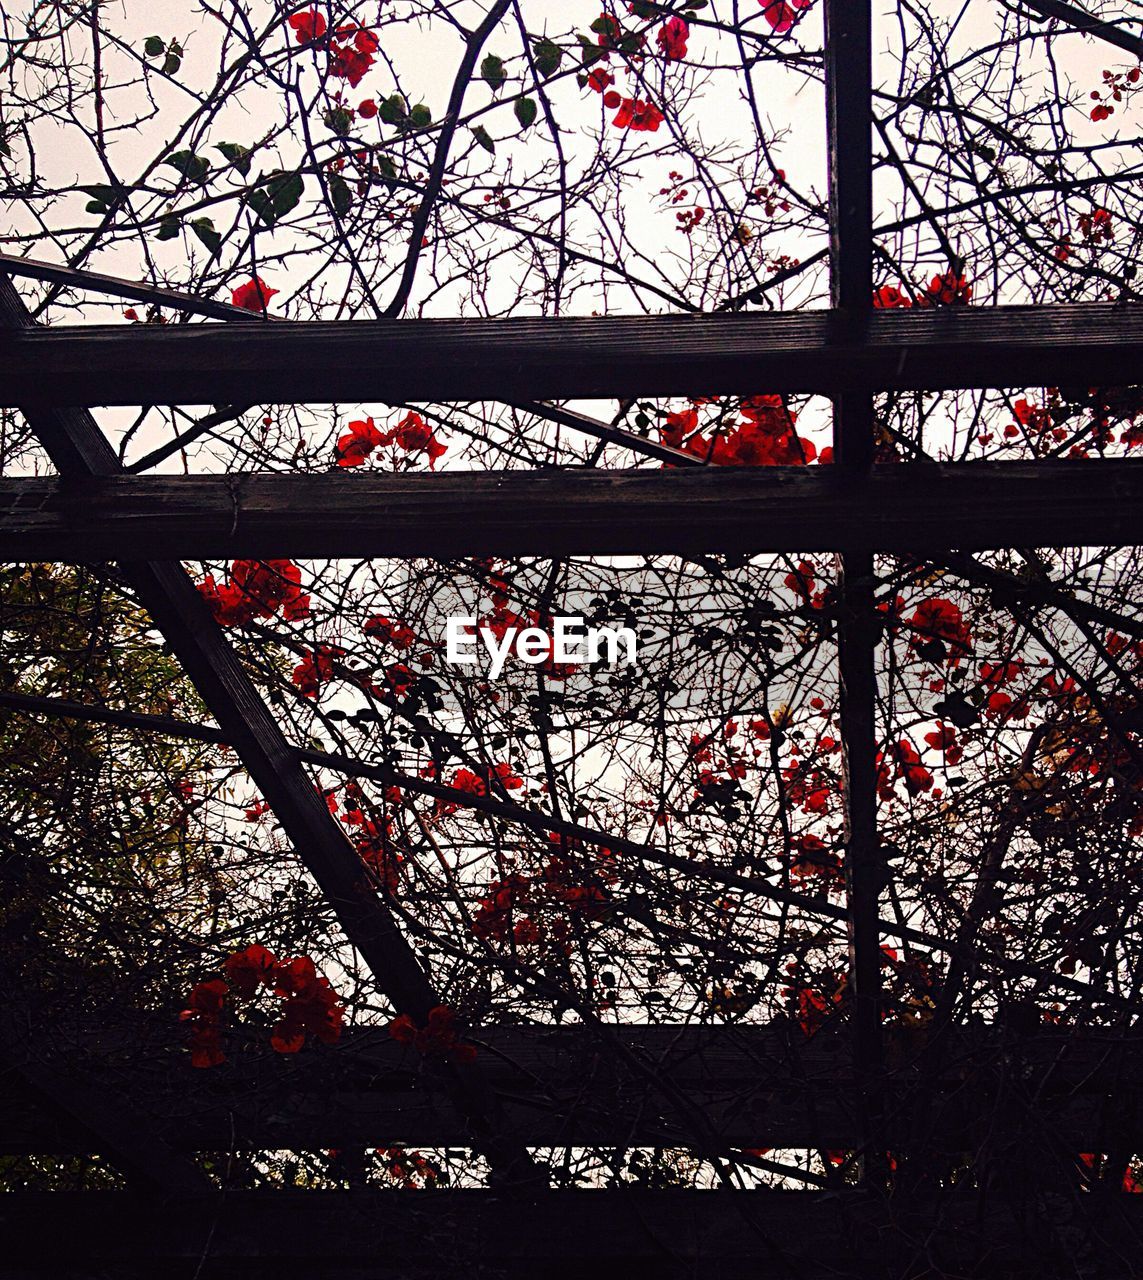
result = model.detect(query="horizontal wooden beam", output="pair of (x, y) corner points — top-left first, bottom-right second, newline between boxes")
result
(1, 306), (1141, 404)
(4, 1025), (1140, 1154)
(0, 462), (1139, 559)
(0, 1189), (1136, 1276)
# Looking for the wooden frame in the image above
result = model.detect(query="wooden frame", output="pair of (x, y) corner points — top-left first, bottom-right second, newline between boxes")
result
(0, 0), (1140, 1268)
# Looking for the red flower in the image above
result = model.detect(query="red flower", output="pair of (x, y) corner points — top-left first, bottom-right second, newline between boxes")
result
(387, 410), (447, 467)
(223, 944), (280, 999)
(873, 284), (912, 309)
(291, 644), (341, 698)
(330, 42), (373, 86)
(336, 416), (384, 466)
(923, 721), (963, 764)
(179, 978), (229, 1068)
(358, 98), (377, 118)
(452, 767), (486, 796)
(760, 0), (813, 33)
(388, 1005), (476, 1064)
(230, 276), (278, 313)
(383, 662), (415, 697)
(612, 97), (664, 131)
(656, 16), (689, 59)
(707, 396), (815, 466)
(288, 7), (327, 45)
(919, 270), (972, 307)
(364, 615), (416, 648)
(908, 596), (973, 662)
(269, 955), (343, 1054)
(586, 68), (615, 93)
(198, 559), (310, 627)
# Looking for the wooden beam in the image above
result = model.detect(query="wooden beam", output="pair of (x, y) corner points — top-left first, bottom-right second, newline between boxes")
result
(2, 1024), (1138, 1155)
(0, 462), (1139, 559)
(0, 1189), (1136, 1276)
(1, 306), (1142, 404)
(1018, 0), (1143, 58)
(0, 275), (541, 1188)
(0, 1013), (209, 1195)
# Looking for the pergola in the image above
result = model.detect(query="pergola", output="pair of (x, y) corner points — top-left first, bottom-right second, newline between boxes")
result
(0, 0), (1141, 1275)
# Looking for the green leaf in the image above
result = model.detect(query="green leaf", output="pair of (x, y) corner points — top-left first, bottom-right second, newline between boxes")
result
(576, 34), (604, 68)
(514, 97), (537, 129)
(79, 183), (125, 205)
(328, 173), (352, 218)
(143, 35), (164, 57)
(408, 103), (432, 129)
(533, 37), (562, 77)
(378, 94), (407, 126)
(480, 53), (506, 91)
(247, 169), (304, 227)
(215, 142), (251, 176)
(471, 124), (496, 154)
(161, 52), (182, 76)
(84, 200), (108, 215)
(164, 150), (211, 184)
(323, 106), (354, 137)
(155, 214), (181, 240)
(378, 155), (398, 192)
(190, 216), (221, 256)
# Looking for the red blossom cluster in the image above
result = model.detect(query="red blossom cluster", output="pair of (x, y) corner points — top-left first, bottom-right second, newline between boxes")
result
(783, 558), (827, 609)
(291, 643), (343, 697)
(655, 16), (689, 59)
(336, 411), (447, 468)
(782, 967), (846, 1037)
(612, 97), (664, 130)
(376, 1146), (442, 1188)
(363, 615), (416, 648)
(907, 596), (974, 664)
(789, 832), (842, 885)
(1079, 207), (1114, 243)
(760, 0), (813, 33)
(923, 721), (963, 764)
(230, 276), (278, 313)
(782, 752), (833, 814)
(388, 1004), (477, 1064)
(873, 271), (973, 309)
(449, 761), (524, 799)
(288, 8), (380, 87)
(472, 836), (615, 953)
(661, 396), (819, 466)
(340, 780), (404, 892)
(1089, 65), (1140, 121)
(880, 738), (935, 798)
(197, 559), (310, 627)
(180, 944), (343, 1067)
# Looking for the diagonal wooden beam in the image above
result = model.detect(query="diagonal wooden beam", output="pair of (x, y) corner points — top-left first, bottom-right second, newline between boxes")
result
(1, 306), (1142, 404)
(0, 1009), (209, 1194)
(1018, 0), (1143, 58)
(0, 462), (1139, 560)
(0, 274), (541, 1187)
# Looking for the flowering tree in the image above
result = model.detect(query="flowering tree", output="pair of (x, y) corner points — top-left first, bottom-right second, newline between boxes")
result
(1, 0), (1142, 1237)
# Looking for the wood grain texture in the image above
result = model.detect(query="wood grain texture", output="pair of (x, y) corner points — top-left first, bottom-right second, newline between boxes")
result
(3, 1024), (1140, 1154)
(0, 462), (1138, 559)
(1, 306), (1142, 404)
(0, 1188), (1137, 1276)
